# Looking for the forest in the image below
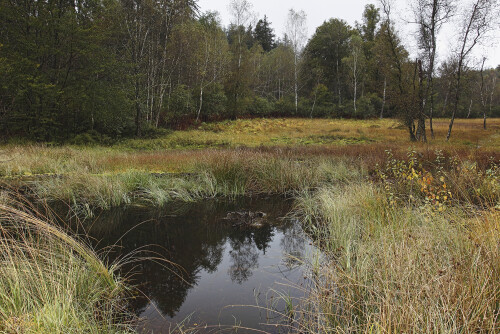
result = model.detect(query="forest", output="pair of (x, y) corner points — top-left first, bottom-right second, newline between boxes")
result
(1, 0), (499, 142)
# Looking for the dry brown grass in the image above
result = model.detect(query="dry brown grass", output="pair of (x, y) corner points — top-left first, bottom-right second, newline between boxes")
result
(0, 118), (498, 178)
(292, 183), (500, 333)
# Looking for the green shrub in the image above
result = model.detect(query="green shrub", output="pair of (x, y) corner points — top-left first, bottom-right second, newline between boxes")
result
(70, 130), (114, 146)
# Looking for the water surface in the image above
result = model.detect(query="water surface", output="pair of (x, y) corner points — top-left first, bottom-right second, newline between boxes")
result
(79, 197), (316, 333)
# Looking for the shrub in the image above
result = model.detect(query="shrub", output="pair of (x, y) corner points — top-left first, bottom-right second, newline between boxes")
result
(244, 96), (273, 116)
(70, 130), (114, 146)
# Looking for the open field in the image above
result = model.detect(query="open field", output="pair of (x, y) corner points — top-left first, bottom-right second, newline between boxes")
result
(1, 118), (499, 177)
(1, 118), (499, 333)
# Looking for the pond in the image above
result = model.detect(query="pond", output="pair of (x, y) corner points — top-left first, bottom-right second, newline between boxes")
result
(73, 196), (318, 333)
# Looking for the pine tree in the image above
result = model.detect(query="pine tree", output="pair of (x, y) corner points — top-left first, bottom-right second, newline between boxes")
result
(254, 15), (276, 52)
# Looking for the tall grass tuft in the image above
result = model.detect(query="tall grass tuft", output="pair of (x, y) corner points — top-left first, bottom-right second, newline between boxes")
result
(17, 153), (366, 217)
(292, 183), (500, 333)
(194, 150), (365, 195)
(0, 203), (133, 333)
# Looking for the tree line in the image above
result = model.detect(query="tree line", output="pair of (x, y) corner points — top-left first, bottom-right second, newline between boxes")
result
(0, 0), (498, 141)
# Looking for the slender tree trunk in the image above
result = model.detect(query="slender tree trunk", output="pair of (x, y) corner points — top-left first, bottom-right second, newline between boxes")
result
(135, 78), (142, 137)
(447, 59), (463, 141)
(380, 76), (386, 118)
(486, 76), (496, 129)
(353, 54), (357, 113)
(429, 93), (435, 138)
(311, 85), (317, 118)
(482, 103), (487, 128)
(197, 84), (203, 122)
(442, 80), (451, 115)
(416, 59), (427, 142)
(409, 123), (417, 141)
(479, 57), (487, 129)
(466, 99), (473, 118)
(294, 54), (298, 113)
(448, 0), (484, 141)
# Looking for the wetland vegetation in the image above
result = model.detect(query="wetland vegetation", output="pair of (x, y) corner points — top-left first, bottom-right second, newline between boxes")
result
(1, 118), (499, 333)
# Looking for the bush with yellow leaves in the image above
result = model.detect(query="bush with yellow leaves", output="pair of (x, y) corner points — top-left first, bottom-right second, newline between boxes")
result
(375, 148), (498, 211)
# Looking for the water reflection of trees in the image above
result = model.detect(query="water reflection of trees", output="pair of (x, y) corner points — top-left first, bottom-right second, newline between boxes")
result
(74, 197), (293, 319)
(228, 238), (259, 284)
(279, 219), (306, 269)
(227, 224), (275, 284)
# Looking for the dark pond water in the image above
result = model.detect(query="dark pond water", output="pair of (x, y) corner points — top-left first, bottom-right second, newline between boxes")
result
(68, 197), (317, 333)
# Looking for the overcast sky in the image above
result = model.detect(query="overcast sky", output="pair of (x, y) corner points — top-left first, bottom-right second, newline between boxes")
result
(197, 0), (500, 68)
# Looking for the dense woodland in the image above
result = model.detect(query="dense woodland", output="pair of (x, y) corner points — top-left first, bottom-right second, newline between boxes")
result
(0, 0), (499, 142)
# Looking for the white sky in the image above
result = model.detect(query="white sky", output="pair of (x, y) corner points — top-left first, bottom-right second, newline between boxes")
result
(197, 0), (500, 68)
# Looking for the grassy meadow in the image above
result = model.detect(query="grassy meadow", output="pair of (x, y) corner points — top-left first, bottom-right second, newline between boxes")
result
(1, 117), (499, 333)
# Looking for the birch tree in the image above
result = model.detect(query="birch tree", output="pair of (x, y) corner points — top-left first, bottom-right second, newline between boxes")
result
(228, 0), (253, 118)
(379, 0), (416, 140)
(413, 0), (455, 139)
(447, 0), (498, 140)
(122, 0), (152, 137)
(286, 9), (307, 113)
(196, 13), (229, 121)
(479, 59), (499, 129)
(343, 33), (366, 113)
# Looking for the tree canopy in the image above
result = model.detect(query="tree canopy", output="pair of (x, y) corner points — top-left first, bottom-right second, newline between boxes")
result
(0, 0), (498, 141)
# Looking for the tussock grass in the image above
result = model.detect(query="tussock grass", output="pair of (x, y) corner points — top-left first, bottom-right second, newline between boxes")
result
(292, 183), (500, 333)
(0, 203), (132, 333)
(29, 171), (216, 216)
(4, 151), (365, 216)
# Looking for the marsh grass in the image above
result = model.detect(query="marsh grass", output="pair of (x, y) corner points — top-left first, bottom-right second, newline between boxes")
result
(292, 182), (500, 333)
(3, 140), (497, 218)
(6, 151), (366, 217)
(28, 171), (215, 217)
(0, 202), (133, 333)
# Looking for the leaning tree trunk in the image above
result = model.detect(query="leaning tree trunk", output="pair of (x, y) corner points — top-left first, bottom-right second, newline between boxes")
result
(466, 99), (473, 118)
(294, 54), (298, 113)
(196, 84), (203, 122)
(310, 90), (317, 118)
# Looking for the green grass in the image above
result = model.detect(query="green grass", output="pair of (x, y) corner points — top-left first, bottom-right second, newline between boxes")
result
(0, 201), (133, 333)
(21, 155), (363, 217)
